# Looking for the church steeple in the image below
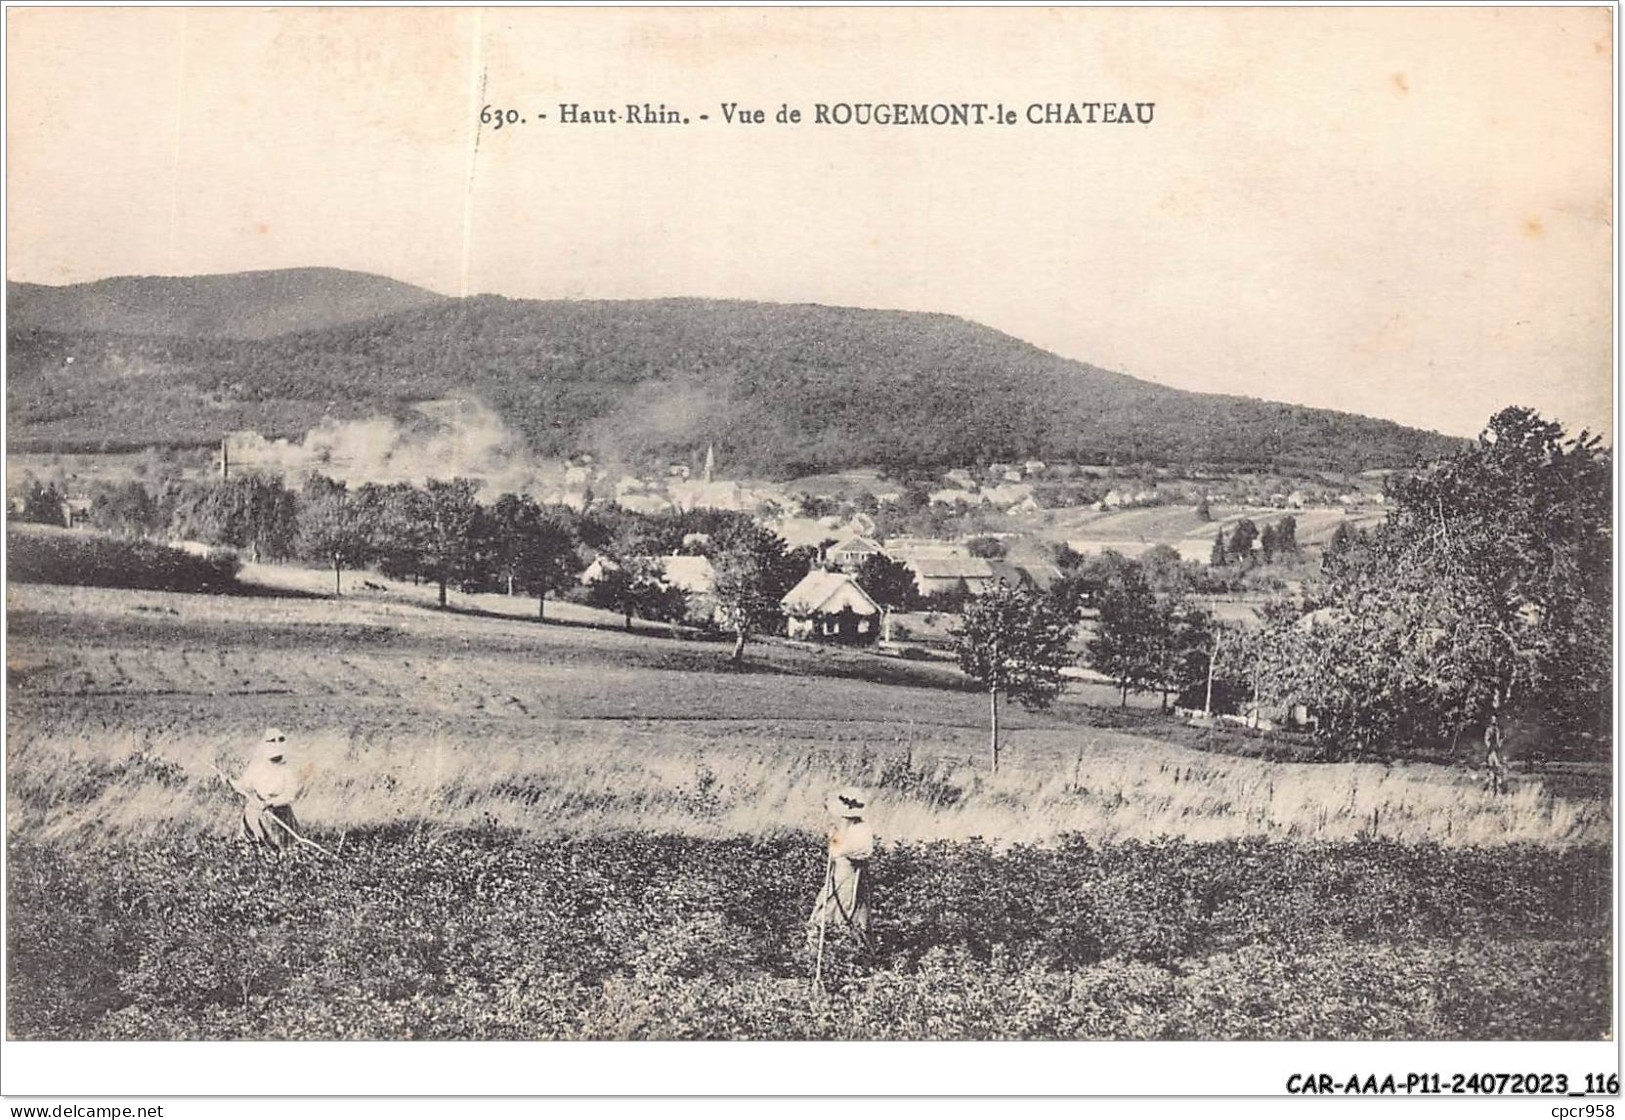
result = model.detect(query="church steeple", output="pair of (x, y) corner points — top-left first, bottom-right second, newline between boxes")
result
(703, 443), (715, 484)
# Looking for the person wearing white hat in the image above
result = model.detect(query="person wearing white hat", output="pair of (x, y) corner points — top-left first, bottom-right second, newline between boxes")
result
(808, 786), (874, 951)
(232, 728), (304, 851)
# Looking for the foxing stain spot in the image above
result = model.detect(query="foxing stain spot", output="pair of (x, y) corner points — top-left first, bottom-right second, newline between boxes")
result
(1523, 216), (1545, 238)
(1391, 73), (1409, 94)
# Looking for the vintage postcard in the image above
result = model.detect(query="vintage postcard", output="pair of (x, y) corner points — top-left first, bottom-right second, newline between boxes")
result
(2, 3), (1616, 1103)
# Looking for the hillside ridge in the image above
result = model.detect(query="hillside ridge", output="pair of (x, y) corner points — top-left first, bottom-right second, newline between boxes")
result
(8, 267), (446, 340)
(6, 269), (1465, 475)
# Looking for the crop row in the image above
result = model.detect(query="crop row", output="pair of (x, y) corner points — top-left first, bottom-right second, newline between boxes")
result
(7, 829), (1610, 1040)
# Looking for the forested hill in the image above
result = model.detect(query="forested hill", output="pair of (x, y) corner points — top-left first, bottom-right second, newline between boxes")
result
(8, 268), (445, 340)
(6, 274), (1466, 474)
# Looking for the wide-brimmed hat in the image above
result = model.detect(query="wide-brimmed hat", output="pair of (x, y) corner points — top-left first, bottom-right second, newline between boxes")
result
(825, 787), (869, 819)
(260, 728), (288, 762)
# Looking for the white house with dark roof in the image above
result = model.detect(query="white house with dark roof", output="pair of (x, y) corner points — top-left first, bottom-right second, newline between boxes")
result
(827, 535), (884, 570)
(780, 570), (882, 643)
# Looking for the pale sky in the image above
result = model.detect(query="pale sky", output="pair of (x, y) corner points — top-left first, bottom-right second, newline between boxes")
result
(6, 7), (1615, 440)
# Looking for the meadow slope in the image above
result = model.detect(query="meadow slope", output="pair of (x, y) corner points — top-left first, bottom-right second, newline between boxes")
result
(5, 578), (1607, 847)
(5, 574), (1612, 1040)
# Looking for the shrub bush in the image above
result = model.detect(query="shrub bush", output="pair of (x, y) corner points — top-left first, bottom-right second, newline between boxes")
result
(7, 525), (240, 593)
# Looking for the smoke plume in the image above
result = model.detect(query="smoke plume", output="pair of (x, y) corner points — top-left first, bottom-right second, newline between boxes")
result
(227, 399), (548, 496)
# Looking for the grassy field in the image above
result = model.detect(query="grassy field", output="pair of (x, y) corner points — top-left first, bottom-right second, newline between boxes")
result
(1043, 504), (1386, 550)
(5, 569), (1613, 1039)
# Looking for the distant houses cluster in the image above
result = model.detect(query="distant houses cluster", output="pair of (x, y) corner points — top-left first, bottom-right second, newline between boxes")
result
(578, 528), (1063, 647)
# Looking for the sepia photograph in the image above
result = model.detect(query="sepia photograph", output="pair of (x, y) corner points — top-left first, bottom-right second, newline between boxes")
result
(1, 3), (1617, 1099)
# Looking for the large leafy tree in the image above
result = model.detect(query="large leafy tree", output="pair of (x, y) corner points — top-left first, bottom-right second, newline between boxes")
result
(590, 559), (681, 631)
(1276, 515), (1299, 555)
(954, 583), (1077, 772)
(177, 475), (298, 562)
(13, 478), (67, 527)
(481, 493), (580, 619)
(1259, 523), (1279, 564)
(1227, 519), (1259, 564)
(296, 474), (374, 595)
(1147, 594), (1214, 712)
(588, 522), (683, 631)
(89, 480), (163, 537)
(1088, 563), (1161, 706)
(854, 552), (917, 613)
(709, 520), (800, 663)
(354, 482), (423, 583)
(410, 478), (485, 608)
(1261, 407), (1611, 756)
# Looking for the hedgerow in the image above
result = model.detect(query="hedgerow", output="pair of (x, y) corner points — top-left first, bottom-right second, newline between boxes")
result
(7, 526), (240, 593)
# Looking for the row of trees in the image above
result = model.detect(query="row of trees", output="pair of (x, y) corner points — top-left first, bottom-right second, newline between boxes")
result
(1087, 566), (1216, 710)
(1210, 516), (1298, 567)
(72, 471), (830, 662)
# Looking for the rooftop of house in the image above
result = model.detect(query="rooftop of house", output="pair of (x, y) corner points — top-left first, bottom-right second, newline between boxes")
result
(781, 569), (881, 615)
(905, 556), (996, 580)
(829, 535), (882, 555)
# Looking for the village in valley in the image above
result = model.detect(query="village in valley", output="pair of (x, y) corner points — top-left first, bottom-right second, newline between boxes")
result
(8, 420), (1399, 731)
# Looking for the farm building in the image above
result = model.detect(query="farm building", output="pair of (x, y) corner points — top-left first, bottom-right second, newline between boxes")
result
(615, 493), (674, 515)
(579, 555), (618, 585)
(981, 483), (1032, 505)
(904, 556), (996, 599)
(669, 479), (747, 512)
(780, 570), (882, 644)
(985, 560), (1062, 592)
(827, 535), (884, 569)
